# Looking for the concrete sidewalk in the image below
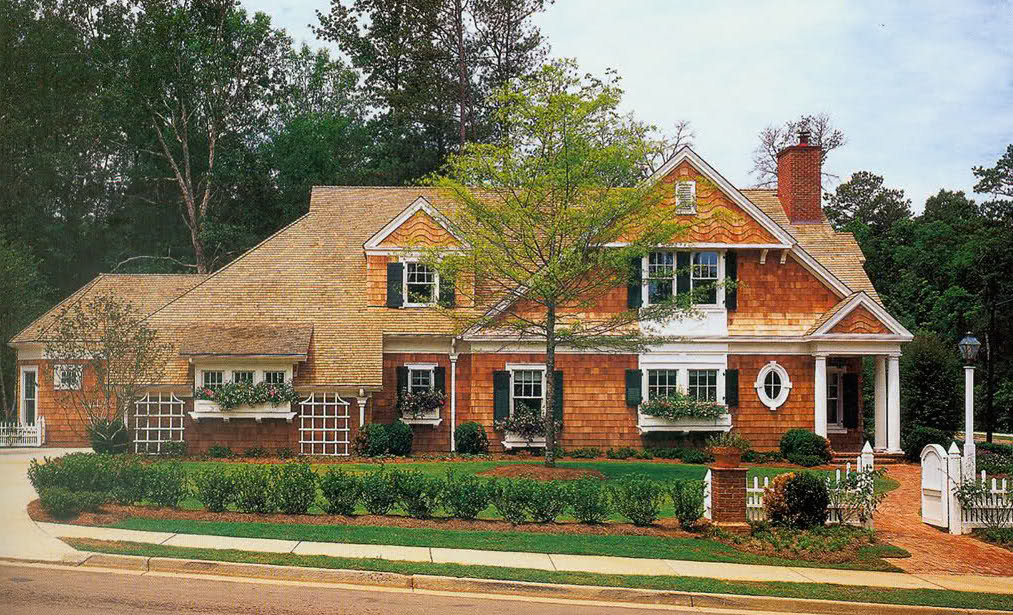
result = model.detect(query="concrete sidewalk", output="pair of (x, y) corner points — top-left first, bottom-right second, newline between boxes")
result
(36, 520), (1013, 595)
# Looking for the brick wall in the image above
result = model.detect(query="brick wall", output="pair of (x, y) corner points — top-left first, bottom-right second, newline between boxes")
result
(776, 141), (822, 223)
(710, 466), (747, 525)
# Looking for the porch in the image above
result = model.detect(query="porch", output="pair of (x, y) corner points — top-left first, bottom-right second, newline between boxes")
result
(813, 352), (902, 455)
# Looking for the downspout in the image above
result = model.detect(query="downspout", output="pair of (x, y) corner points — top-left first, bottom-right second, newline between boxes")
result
(450, 338), (458, 452)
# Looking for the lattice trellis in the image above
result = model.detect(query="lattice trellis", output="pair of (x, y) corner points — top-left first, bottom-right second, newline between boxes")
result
(132, 393), (185, 454)
(298, 393), (350, 456)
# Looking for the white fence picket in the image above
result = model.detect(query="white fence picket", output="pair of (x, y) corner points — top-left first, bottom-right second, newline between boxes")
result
(0, 417), (46, 447)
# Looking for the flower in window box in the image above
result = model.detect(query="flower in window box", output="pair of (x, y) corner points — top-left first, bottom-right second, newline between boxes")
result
(639, 389), (726, 421)
(396, 389), (445, 419)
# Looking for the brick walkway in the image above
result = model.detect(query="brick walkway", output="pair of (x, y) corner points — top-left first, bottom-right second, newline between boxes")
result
(876, 463), (1013, 575)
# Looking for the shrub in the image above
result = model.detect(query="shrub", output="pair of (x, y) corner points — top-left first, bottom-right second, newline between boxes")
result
(633, 449), (654, 460)
(788, 454), (827, 467)
(979, 451), (1013, 476)
(570, 476), (612, 524)
(454, 422), (490, 455)
(567, 447), (601, 459)
(206, 445), (234, 459)
(606, 447), (636, 460)
(742, 449), (784, 463)
(680, 449), (713, 464)
(492, 479), (533, 524)
(524, 480), (569, 523)
(88, 419), (130, 454)
(669, 479), (706, 530)
(441, 471), (491, 519)
(360, 469), (398, 515)
(611, 474), (664, 526)
(273, 462), (318, 514)
(901, 425), (954, 462)
(769, 471), (829, 529)
(277, 447), (294, 460)
(386, 421), (414, 456)
(763, 473), (792, 524)
(146, 461), (187, 508)
(648, 447), (683, 460)
(28, 453), (118, 494)
(39, 488), (107, 519)
(244, 446), (270, 458)
(395, 469), (442, 519)
(779, 429), (832, 465)
(192, 466), (235, 512)
(705, 431), (751, 452)
(955, 478), (1013, 531)
(160, 441), (187, 457)
(354, 424), (390, 457)
(110, 457), (148, 505)
(319, 468), (362, 515)
(900, 332), (963, 434)
(233, 465), (275, 513)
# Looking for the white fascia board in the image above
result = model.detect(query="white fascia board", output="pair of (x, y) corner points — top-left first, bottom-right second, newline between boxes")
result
(363, 196), (465, 250)
(602, 242), (789, 249)
(809, 291), (914, 339)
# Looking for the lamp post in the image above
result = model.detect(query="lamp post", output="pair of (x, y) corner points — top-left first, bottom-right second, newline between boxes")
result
(958, 332), (981, 480)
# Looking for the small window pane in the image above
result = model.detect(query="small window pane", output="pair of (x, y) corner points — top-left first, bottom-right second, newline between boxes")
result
(202, 371), (224, 387)
(647, 252), (674, 304)
(405, 263), (436, 305)
(264, 371), (285, 385)
(692, 251), (719, 305)
(688, 369), (717, 402)
(409, 368), (433, 393)
(647, 369), (680, 399)
(232, 371), (254, 384)
(764, 370), (781, 399)
(512, 370), (544, 415)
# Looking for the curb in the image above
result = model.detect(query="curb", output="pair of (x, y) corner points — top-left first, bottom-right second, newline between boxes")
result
(68, 553), (1007, 615)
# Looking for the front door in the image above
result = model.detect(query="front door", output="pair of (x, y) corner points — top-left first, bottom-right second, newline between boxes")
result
(20, 367), (38, 425)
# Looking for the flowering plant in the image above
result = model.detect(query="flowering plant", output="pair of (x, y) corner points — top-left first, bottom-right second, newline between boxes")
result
(195, 381), (299, 410)
(494, 401), (560, 442)
(639, 389), (726, 421)
(396, 388), (445, 419)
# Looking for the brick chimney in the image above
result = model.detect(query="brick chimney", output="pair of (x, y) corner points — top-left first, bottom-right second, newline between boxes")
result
(777, 129), (823, 224)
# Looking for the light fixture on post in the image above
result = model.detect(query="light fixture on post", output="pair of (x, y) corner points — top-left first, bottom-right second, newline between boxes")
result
(958, 332), (981, 480)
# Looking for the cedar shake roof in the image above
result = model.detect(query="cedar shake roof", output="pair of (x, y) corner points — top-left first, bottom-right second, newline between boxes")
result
(9, 274), (209, 344)
(179, 324), (313, 358)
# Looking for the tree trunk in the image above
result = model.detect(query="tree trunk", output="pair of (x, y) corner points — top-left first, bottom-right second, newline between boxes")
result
(543, 304), (556, 468)
(456, 0), (466, 147)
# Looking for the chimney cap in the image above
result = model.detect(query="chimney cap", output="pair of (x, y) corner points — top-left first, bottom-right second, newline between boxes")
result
(798, 128), (811, 146)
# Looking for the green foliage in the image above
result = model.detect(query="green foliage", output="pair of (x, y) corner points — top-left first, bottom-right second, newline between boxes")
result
(394, 469), (443, 519)
(826, 467), (884, 525)
(386, 420), (414, 456)
(206, 445), (234, 459)
(492, 479), (533, 524)
(646, 447), (683, 460)
(319, 468), (362, 516)
(494, 402), (556, 442)
(611, 474), (665, 526)
(606, 447), (637, 459)
(779, 429), (832, 466)
(87, 419), (130, 454)
(195, 381), (299, 410)
(277, 447), (295, 460)
(669, 479), (706, 530)
(161, 441), (187, 457)
(360, 469), (398, 515)
(770, 472), (830, 530)
(354, 424), (389, 457)
(192, 466), (236, 513)
(639, 392), (727, 421)
(569, 477), (612, 524)
(523, 481), (569, 523)
(27, 453), (118, 494)
(243, 447), (270, 458)
(976, 527), (1013, 548)
(742, 449), (784, 464)
(396, 389), (445, 419)
(680, 449), (714, 464)
(110, 457), (148, 506)
(0, 239), (51, 416)
(441, 471), (491, 520)
(955, 478), (1013, 531)
(900, 333), (963, 434)
(233, 465), (276, 514)
(706, 432), (752, 452)
(272, 463), (319, 514)
(568, 447), (602, 459)
(39, 488), (107, 519)
(454, 422), (490, 455)
(902, 426), (955, 462)
(146, 461), (187, 508)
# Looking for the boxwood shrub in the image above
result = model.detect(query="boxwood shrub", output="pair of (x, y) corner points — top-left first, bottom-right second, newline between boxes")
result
(319, 468), (362, 515)
(146, 461), (187, 508)
(901, 425), (954, 462)
(779, 429), (832, 466)
(441, 471), (491, 519)
(769, 471), (830, 529)
(669, 479), (706, 530)
(273, 462), (318, 514)
(524, 480), (569, 523)
(191, 465), (236, 512)
(611, 474), (664, 526)
(454, 422), (489, 455)
(360, 469), (398, 515)
(386, 421), (414, 456)
(395, 469), (442, 519)
(570, 476), (612, 524)
(492, 478), (532, 524)
(39, 488), (108, 519)
(233, 465), (275, 513)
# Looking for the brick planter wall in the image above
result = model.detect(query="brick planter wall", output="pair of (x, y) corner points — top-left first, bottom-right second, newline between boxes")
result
(710, 466), (748, 531)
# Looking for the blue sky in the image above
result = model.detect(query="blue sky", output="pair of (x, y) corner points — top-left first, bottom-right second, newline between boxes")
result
(244, 0), (1012, 211)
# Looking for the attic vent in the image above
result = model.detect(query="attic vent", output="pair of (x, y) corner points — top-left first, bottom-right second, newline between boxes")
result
(675, 181), (696, 214)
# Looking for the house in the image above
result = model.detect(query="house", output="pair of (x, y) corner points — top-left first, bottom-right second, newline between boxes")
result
(9, 134), (913, 456)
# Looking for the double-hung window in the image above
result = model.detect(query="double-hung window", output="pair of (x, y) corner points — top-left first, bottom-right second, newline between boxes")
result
(688, 369), (718, 402)
(647, 369), (680, 400)
(264, 371), (285, 385)
(647, 252), (675, 304)
(54, 364), (83, 391)
(408, 366), (434, 393)
(202, 370), (224, 388)
(644, 251), (720, 306)
(232, 370), (254, 385)
(827, 371), (842, 426)
(512, 369), (544, 416)
(692, 252), (719, 305)
(405, 262), (437, 306)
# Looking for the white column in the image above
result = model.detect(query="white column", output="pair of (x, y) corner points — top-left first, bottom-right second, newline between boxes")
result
(963, 365), (976, 480)
(357, 395), (368, 428)
(450, 354), (458, 453)
(887, 354), (902, 453)
(875, 356), (888, 451)
(814, 355), (827, 438)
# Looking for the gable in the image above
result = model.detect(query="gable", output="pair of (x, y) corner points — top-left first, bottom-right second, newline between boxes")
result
(828, 305), (891, 335)
(377, 209), (459, 248)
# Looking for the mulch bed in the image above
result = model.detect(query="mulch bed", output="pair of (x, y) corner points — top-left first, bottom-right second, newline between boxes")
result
(28, 499), (693, 538)
(476, 465), (606, 480)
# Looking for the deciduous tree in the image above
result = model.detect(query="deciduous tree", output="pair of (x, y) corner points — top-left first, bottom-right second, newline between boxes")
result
(751, 112), (846, 188)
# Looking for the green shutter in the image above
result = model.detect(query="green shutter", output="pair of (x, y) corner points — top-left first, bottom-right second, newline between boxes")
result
(676, 252), (691, 296)
(625, 369), (642, 407)
(386, 262), (404, 308)
(725, 251), (737, 310)
(627, 257), (642, 308)
(553, 370), (563, 423)
(396, 366), (408, 394)
(493, 371), (510, 422)
(843, 373), (859, 429)
(434, 366), (446, 396)
(725, 369), (739, 408)
(439, 274), (455, 307)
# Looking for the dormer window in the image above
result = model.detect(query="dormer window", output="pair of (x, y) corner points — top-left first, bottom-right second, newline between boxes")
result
(675, 181), (696, 213)
(405, 262), (437, 306)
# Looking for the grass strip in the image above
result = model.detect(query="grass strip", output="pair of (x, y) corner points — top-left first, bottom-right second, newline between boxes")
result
(65, 538), (1013, 611)
(111, 517), (903, 572)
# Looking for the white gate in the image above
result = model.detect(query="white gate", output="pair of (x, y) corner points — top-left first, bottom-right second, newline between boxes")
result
(920, 443), (949, 528)
(132, 393), (185, 454)
(298, 393), (350, 456)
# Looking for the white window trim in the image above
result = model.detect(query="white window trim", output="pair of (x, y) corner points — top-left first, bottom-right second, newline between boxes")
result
(826, 368), (847, 433)
(509, 366), (546, 418)
(642, 366), (726, 405)
(53, 363), (83, 391)
(201, 370), (224, 388)
(263, 370), (287, 385)
(642, 250), (725, 309)
(401, 258), (439, 308)
(675, 180), (697, 214)
(20, 365), (38, 424)
(231, 370), (255, 384)
(755, 361), (792, 411)
(401, 362), (441, 425)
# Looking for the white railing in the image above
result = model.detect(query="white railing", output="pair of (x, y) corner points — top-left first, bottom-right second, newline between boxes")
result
(0, 417), (46, 447)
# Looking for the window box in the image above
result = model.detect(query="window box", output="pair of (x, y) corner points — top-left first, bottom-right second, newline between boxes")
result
(637, 410), (732, 433)
(397, 364), (445, 426)
(502, 433), (546, 450)
(191, 399), (296, 423)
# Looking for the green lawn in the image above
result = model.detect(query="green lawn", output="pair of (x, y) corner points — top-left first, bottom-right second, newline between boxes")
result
(65, 538), (1013, 612)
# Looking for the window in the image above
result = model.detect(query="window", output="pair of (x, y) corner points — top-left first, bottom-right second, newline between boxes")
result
(264, 371), (285, 385)
(827, 372), (841, 425)
(404, 262), (437, 305)
(647, 369), (680, 399)
(408, 367), (434, 393)
(692, 251), (719, 305)
(54, 364), (83, 391)
(21, 367), (37, 424)
(675, 181), (696, 213)
(202, 370), (224, 388)
(755, 361), (791, 411)
(232, 370), (254, 384)
(688, 369), (717, 402)
(647, 251), (674, 304)
(512, 369), (544, 415)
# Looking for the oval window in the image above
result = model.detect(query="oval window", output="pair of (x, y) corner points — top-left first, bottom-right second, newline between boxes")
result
(755, 361), (791, 411)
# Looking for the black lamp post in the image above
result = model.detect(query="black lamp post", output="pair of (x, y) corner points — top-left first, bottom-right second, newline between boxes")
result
(958, 332), (980, 478)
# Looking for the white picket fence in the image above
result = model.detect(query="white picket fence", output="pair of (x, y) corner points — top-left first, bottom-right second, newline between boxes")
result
(961, 471), (1011, 528)
(0, 418), (46, 447)
(922, 442), (1012, 534)
(705, 441), (876, 528)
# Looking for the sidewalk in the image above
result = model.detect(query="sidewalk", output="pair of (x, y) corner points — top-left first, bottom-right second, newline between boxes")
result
(37, 519), (1013, 595)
